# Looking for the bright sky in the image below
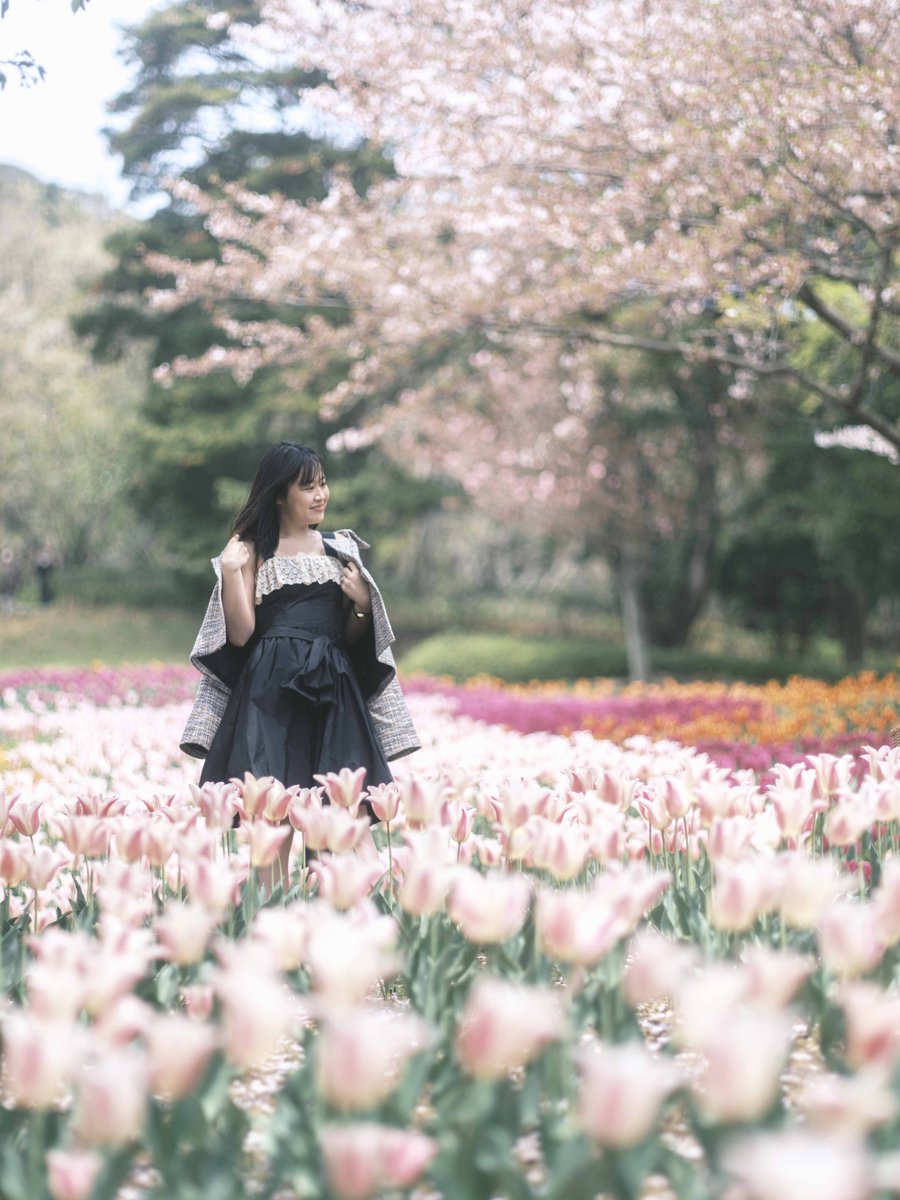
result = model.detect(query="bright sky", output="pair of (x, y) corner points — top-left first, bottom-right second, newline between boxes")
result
(0, 0), (162, 211)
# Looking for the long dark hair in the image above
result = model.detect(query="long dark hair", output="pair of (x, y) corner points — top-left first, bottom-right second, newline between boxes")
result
(231, 442), (324, 563)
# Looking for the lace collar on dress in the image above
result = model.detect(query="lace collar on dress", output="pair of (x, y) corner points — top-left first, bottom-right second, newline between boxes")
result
(254, 553), (343, 604)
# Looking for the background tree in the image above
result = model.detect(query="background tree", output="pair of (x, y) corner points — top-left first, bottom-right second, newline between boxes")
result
(0, 165), (144, 586)
(153, 0), (898, 447)
(76, 0), (408, 597)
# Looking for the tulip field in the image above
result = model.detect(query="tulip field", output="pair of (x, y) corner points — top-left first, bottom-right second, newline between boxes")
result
(2, 666), (900, 1200)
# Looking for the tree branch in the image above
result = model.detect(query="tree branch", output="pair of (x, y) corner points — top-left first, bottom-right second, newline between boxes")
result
(797, 279), (900, 380)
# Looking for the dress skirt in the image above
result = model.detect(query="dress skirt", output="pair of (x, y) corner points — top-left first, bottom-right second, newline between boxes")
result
(199, 579), (392, 791)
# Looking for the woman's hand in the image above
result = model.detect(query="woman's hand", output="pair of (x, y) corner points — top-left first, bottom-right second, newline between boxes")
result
(340, 559), (371, 612)
(222, 535), (251, 574)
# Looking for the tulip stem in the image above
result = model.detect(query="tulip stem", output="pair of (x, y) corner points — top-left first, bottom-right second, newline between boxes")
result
(682, 818), (693, 895)
(386, 822), (395, 906)
(28, 1110), (45, 1198)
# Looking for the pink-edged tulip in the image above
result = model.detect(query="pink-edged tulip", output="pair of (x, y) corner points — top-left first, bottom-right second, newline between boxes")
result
(775, 852), (851, 928)
(316, 1008), (431, 1110)
(723, 1130), (872, 1200)
(710, 859), (778, 933)
(263, 781), (294, 822)
(24, 845), (63, 892)
(46, 1150), (102, 1200)
(145, 1012), (218, 1100)
(72, 1048), (149, 1146)
(825, 798), (875, 848)
(142, 822), (175, 868)
(739, 945), (815, 1010)
(397, 775), (444, 827)
(469, 834), (504, 868)
(443, 799), (476, 845)
(289, 800), (330, 849)
(817, 901), (885, 977)
(456, 977), (565, 1079)
(113, 820), (147, 864)
(535, 887), (622, 966)
(232, 772), (279, 821)
(660, 777), (692, 821)
(93, 995), (153, 1048)
(250, 904), (311, 972)
(448, 869), (531, 944)
(872, 859), (900, 946)
(217, 967), (296, 1071)
(635, 788), (673, 831)
(73, 793), (126, 819)
(314, 766), (367, 812)
(55, 814), (111, 858)
(769, 782), (821, 841)
(0, 840), (27, 886)
(243, 821), (292, 869)
(592, 862), (670, 931)
(587, 818), (627, 863)
(180, 984), (215, 1021)
(622, 929), (699, 1008)
(367, 782), (401, 824)
(840, 982), (900, 1069)
(808, 752), (854, 802)
(1, 1012), (82, 1109)
(319, 1123), (438, 1200)
(181, 857), (243, 913)
(311, 855), (382, 911)
(396, 856), (451, 918)
(155, 901), (218, 966)
(695, 778), (742, 825)
(187, 780), (238, 829)
(305, 912), (400, 1006)
(796, 1067), (897, 1136)
(576, 1040), (680, 1147)
(705, 814), (757, 861)
(81, 944), (150, 1019)
(593, 768), (639, 811)
(690, 1011), (792, 1124)
(0, 789), (19, 832)
(25, 962), (86, 1022)
(8, 798), (43, 838)
(530, 824), (589, 882)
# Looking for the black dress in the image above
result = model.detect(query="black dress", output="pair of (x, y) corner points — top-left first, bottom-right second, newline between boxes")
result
(199, 546), (392, 791)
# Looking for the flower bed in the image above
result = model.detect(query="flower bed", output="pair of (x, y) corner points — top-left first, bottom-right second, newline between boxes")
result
(406, 671), (900, 772)
(0, 671), (899, 1198)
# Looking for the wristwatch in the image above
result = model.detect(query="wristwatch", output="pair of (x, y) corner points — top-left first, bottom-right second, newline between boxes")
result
(353, 608), (369, 620)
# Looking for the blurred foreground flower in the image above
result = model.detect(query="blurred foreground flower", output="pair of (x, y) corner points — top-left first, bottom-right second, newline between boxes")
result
(46, 1149), (101, 1200)
(319, 1123), (438, 1200)
(724, 1130), (872, 1200)
(456, 977), (565, 1079)
(576, 1040), (681, 1147)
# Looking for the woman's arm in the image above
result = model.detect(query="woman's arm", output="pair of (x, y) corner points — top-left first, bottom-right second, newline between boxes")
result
(339, 558), (372, 646)
(221, 535), (257, 646)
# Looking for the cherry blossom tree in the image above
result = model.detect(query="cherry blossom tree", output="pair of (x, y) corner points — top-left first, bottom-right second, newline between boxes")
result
(155, 0), (898, 435)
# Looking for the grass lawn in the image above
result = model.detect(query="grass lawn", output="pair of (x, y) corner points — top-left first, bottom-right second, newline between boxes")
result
(0, 603), (198, 669)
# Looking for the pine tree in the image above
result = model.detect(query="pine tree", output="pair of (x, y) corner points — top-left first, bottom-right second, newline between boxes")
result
(76, 0), (391, 594)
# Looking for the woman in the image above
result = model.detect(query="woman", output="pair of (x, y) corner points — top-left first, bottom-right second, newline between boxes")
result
(181, 442), (419, 882)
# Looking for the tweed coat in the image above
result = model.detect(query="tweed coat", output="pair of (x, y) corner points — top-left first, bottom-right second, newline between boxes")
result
(180, 529), (420, 763)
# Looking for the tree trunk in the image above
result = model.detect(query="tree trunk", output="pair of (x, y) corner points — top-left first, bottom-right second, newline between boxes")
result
(616, 554), (651, 681)
(833, 581), (867, 670)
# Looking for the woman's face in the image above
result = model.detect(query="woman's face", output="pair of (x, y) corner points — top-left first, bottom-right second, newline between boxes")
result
(278, 469), (329, 527)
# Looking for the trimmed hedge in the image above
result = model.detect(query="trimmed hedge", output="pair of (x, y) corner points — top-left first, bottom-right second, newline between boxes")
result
(398, 632), (890, 684)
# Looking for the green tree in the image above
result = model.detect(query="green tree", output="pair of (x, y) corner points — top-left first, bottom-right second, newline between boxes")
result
(719, 411), (900, 668)
(0, 165), (145, 589)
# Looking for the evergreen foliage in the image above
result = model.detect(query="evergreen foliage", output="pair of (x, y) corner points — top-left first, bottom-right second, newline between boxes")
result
(75, 0), (401, 596)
